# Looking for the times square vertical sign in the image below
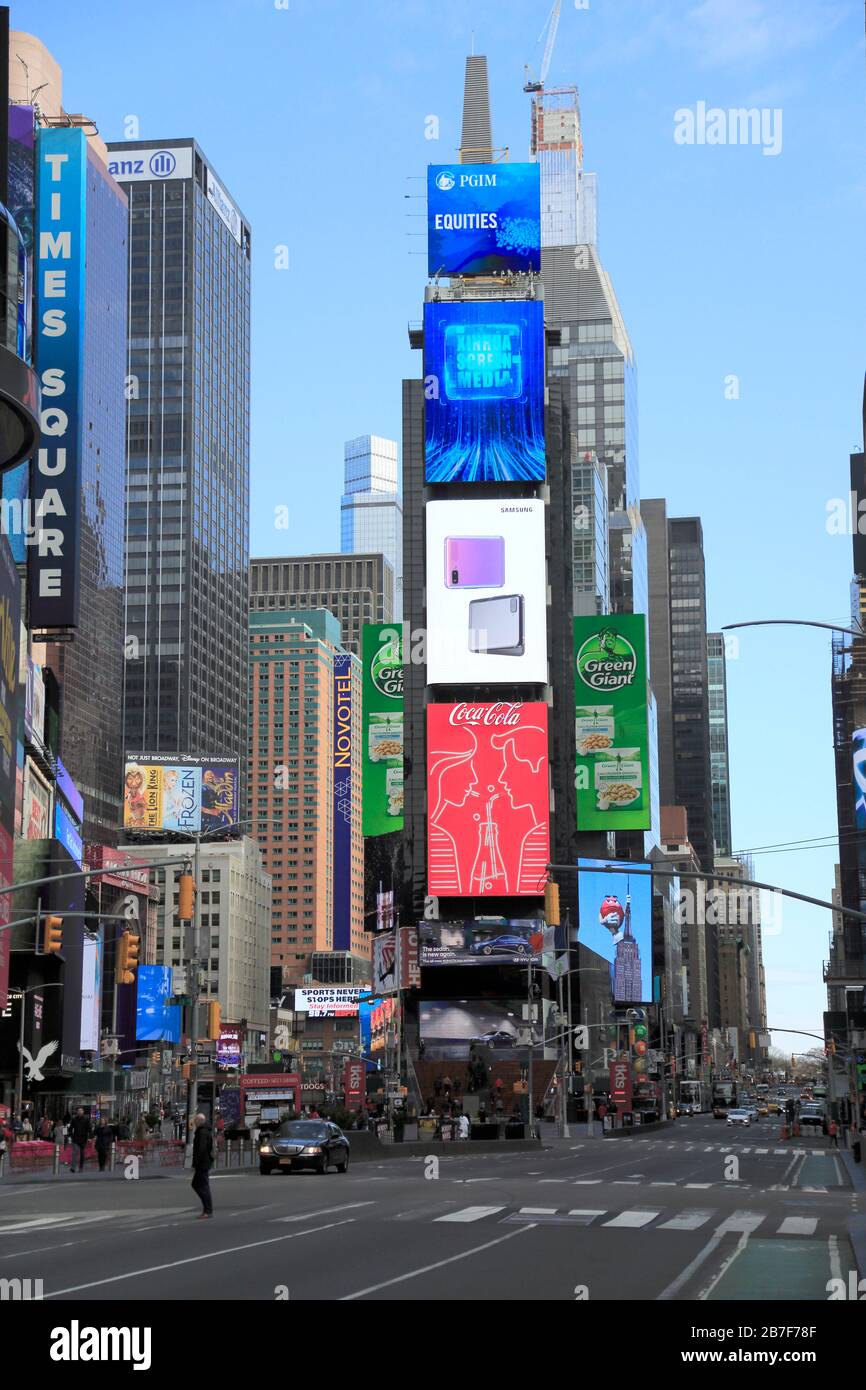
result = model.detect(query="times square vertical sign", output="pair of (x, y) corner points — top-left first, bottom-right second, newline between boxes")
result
(29, 127), (86, 629)
(333, 654), (353, 952)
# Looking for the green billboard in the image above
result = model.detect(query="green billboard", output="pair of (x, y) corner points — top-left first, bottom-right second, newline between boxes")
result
(573, 614), (650, 831)
(361, 624), (404, 836)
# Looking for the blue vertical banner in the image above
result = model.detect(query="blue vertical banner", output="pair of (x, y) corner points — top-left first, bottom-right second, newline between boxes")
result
(333, 653), (353, 951)
(29, 127), (87, 629)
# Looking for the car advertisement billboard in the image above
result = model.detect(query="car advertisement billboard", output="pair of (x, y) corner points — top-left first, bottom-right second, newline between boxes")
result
(419, 999), (541, 1060)
(361, 624), (403, 836)
(573, 614), (650, 830)
(123, 755), (239, 832)
(427, 162), (541, 276)
(427, 702), (550, 897)
(135, 964), (181, 1043)
(424, 299), (545, 483)
(418, 918), (541, 966)
(577, 858), (653, 1004)
(426, 499), (547, 685)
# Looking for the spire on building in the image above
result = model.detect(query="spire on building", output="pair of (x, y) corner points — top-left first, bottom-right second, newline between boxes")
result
(460, 54), (493, 163)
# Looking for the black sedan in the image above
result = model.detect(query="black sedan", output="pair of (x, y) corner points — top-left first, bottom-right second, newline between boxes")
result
(259, 1120), (350, 1175)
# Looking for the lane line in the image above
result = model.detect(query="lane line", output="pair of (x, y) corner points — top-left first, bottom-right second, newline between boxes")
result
(699, 1231), (750, 1301)
(44, 1219), (355, 1298)
(657, 1234), (724, 1300)
(340, 1223), (536, 1300)
(276, 1201), (375, 1224)
(829, 1233), (842, 1284)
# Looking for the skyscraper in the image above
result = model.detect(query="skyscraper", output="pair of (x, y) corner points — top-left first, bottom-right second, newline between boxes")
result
(667, 518), (713, 875)
(107, 139), (251, 770)
(340, 434), (402, 618)
(249, 552), (394, 656)
(707, 632), (733, 858)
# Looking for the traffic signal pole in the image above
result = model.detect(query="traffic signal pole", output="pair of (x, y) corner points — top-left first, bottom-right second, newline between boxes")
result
(185, 833), (202, 1159)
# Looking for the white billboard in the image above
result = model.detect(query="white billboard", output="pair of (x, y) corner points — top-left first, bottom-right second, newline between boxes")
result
(425, 498), (548, 684)
(294, 987), (362, 1018)
(107, 145), (193, 183)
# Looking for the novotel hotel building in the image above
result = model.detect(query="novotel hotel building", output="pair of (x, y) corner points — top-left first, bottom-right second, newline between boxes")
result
(105, 140), (251, 791)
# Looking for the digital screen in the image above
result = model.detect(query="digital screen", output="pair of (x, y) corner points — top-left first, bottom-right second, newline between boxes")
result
(123, 754), (239, 832)
(427, 702), (550, 897)
(135, 964), (181, 1043)
(577, 858), (653, 1004)
(426, 498), (547, 685)
(54, 801), (83, 867)
(294, 988), (363, 1018)
(573, 615), (651, 831)
(427, 163), (540, 276)
(361, 624), (404, 836)
(424, 300), (545, 483)
(419, 999), (540, 1061)
(854, 728), (866, 830)
(419, 919), (540, 966)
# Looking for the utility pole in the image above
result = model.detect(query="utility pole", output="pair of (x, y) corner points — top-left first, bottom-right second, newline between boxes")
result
(182, 839), (201, 1160)
(527, 955), (535, 1137)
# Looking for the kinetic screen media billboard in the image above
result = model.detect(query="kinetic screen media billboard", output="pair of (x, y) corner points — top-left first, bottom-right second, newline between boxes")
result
(123, 755), (239, 832)
(426, 498), (547, 685)
(577, 858), (653, 1004)
(427, 163), (541, 276)
(419, 999), (541, 1061)
(854, 728), (866, 830)
(361, 624), (403, 835)
(424, 300), (545, 483)
(418, 919), (540, 967)
(427, 702), (550, 897)
(573, 614), (650, 831)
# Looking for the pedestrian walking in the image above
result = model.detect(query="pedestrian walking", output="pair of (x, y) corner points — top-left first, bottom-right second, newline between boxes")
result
(69, 1108), (91, 1172)
(38, 1114), (52, 1141)
(458, 1112), (470, 1141)
(94, 1120), (112, 1172)
(828, 1118), (839, 1149)
(51, 1119), (64, 1146)
(191, 1113), (214, 1219)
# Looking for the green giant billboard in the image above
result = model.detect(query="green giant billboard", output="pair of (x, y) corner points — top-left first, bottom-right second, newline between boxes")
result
(361, 624), (404, 836)
(573, 614), (650, 831)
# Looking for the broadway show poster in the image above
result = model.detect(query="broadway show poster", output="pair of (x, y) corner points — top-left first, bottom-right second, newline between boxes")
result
(427, 701), (549, 897)
(573, 614), (650, 831)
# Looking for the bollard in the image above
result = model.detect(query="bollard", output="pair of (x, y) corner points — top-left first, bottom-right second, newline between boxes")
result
(226, 1139), (232, 1169)
(110, 1141), (116, 1173)
(53, 1143), (60, 1176)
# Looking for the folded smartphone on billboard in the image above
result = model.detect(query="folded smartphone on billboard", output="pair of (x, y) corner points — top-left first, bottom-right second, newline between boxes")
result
(468, 594), (524, 656)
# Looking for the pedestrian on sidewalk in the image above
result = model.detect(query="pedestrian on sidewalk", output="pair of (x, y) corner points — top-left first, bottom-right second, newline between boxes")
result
(828, 1118), (839, 1149)
(191, 1112), (214, 1219)
(94, 1120), (112, 1172)
(69, 1108), (91, 1172)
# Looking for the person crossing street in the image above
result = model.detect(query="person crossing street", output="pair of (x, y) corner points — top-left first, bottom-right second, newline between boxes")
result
(191, 1113), (214, 1218)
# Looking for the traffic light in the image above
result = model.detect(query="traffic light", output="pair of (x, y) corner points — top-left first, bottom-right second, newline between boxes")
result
(207, 1001), (221, 1041)
(117, 929), (141, 985)
(42, 914), (63, 954)
(544, 881), (560, 926)
(178, 871), (196, 920)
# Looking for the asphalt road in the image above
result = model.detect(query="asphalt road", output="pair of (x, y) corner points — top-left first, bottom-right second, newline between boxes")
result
(0, 1116), (860, 1302)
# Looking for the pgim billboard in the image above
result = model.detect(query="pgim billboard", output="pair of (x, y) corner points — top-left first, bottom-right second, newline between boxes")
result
(425, 498), (547, 686)
(424, 299), (545, 483)
(427, 163), (541, 276)
(427, 702), (550, 897)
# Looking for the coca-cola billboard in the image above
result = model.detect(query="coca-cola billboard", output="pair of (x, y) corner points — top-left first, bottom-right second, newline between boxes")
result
(427, 702), (550, 897)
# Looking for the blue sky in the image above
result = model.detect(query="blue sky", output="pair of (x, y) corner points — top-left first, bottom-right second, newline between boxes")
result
(16, 0), (865, 1041)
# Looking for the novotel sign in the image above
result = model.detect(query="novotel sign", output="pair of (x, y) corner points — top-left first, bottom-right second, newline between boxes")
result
(29, 127), (87, 629)
(332, 653), (353, 953)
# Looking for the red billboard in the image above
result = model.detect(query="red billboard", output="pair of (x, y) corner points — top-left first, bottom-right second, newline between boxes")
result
(427, 702), (550, 897)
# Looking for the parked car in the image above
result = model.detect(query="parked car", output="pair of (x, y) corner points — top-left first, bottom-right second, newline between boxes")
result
(469, 935), (530, 957)
(726, 1108), (752, 1127)
(259, 1120), (350, 1175)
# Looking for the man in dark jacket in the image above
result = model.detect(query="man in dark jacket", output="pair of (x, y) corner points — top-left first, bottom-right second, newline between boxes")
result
(94, 1120), (113, 1172)
(69, 1108), (91, 1173)
(191, 1113), (214, 1218)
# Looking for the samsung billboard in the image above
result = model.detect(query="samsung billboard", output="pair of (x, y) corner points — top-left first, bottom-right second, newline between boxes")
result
(427, 163), (541, 276)
(424, 299), (546, 484)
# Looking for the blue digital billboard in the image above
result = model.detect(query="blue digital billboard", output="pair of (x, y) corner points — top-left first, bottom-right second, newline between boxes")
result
(427, 163), (540, 276)
(135, 964), (181, 1043)
(424, 299), (546, 484)
(54, 801), (83, 868)
(577, 859), (653, 1004)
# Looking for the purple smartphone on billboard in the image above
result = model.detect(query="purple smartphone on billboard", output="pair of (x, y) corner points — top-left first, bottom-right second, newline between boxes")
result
(444, 536), (505, 589)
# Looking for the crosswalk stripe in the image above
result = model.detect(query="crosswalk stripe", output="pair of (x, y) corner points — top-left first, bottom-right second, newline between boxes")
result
(538, 1179), (568, 1184)
(774, 1148), (787, 1155)
(517, 1207), (558, 1216)
(686, 1183), (713, 1189)
(603, 1209), (661, 1228)
(567, 1210), (606, 1224)
(573, 1179), (602, 1185)
(650, 1182), (677, 1187)
(715, 1210), (765, 1235)
(658, 1209), (715, 1230)
(800, 1186), (828, 1194)
(756, 1148), (769, 1154)
(778, 1217), (818, 1235)
(434, 1206), (506, 1224)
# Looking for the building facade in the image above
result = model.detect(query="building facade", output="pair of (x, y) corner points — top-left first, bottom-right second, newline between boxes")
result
(107, 139), (251, 770)
(340, 435), (402, 619)
(248, 608), (367, 987)
(707, 632), (733, 858)
(249, 553), (394, 657)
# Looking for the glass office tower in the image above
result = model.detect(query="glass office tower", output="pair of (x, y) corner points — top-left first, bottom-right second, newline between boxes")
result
(107, 139), (251, 768)
(340, 435), (402, 619)
(707, 632), (733, 858)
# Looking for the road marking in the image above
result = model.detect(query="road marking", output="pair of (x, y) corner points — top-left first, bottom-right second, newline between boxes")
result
(699, 1231), (750, 1301)
(0, 1239), (78, 1259)
(276, 1202), (375, 1224)
(464, 1177), (496, 1184)
(340, 1223), (536, 1300)
(657, 1235), (724, 1300)
(516, 1207), (557, 1216)
(539, 1179), (568, 1184)
(572, 1179), (602, 1185)
(0, 1212), (115, 1235)
(755, 1148), (769, 1154)
(0, 1185), (44, 1198)
(777, 1217), (817, 1235)
(613, 1181), (640, 1186)
(44, 1219), (356, 1297)
(704, 1145), (715, 1152)
(434, 1206), (506, 1224)
(829, 1233), (842, 1284)
(650, 1182), (677, 1187)
(800, 1186), (828, 1194)
(685, 1183), (713, 1190)
(658, 1209), (714, 1231)
(603, 1209), (660, 1228)
(773, 1149), (787, 1155)
(567, 1210), (606, 1224)
(714, 1210), (765, 1235)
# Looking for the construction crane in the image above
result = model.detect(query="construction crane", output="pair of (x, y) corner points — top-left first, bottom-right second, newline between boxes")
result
(523, 0), (562, 93)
